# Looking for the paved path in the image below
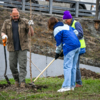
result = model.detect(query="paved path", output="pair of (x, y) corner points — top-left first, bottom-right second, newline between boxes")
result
(0, 44), (100, 80)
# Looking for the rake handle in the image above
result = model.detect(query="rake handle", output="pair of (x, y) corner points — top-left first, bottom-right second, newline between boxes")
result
(33, 58), (55, 82)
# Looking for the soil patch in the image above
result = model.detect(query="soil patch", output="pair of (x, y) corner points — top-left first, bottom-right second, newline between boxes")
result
(0, 84), (9, 89)
(81, 68), (100, 79)
(0, 84), (48, 93)
(0, 68), (100, 92)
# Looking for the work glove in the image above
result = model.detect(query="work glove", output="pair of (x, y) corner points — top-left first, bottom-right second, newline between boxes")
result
(55, 53), (59, 60)
(28, 20), (34, 26)
(2, 35), (8, 39)
(55, 51), (64, 60)
(74, 30), (78, 36)
(59, 51), (63, 57)
(2, 35), (8, 46)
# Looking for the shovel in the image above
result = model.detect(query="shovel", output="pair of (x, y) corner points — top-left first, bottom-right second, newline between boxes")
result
(3, 38), (11, 85)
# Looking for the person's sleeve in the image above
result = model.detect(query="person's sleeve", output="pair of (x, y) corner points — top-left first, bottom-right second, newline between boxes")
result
(1, 21), (6, 35)
(54, 31), (62, 54)
(25, 19), (29, 33)
(75, 22), (83, 40)
(70, 27), (79, 36)
(55, 43), (63, 54)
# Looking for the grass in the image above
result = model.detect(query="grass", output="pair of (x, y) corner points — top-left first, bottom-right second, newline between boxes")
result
(0, 77), (100, 100)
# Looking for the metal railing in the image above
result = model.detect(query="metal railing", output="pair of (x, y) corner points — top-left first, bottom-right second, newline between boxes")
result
(0, 0), (98, 18)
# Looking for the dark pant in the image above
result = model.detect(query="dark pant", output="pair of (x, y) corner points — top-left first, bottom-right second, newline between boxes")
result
(76, 55), (82, 85)
(76, 48), (86, 85)
(9, 50), (27, 83)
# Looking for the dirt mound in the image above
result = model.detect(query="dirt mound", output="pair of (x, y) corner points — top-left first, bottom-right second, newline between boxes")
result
(57, 68), (100, 79)
(81, 68), (100, 79)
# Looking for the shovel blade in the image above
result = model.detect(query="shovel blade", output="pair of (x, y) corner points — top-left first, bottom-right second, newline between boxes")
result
(28, 82), (36, 87)
(4, 75), (11, 85)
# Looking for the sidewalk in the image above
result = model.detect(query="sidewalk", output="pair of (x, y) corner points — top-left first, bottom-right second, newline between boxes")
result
(0, 44), (100, 80)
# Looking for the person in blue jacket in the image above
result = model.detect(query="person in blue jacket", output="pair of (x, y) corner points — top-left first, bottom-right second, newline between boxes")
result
(48, 17), (80, 92)
(63, 10), (86, 87)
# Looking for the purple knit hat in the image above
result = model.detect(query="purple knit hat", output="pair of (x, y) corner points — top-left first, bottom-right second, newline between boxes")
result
(63, 10), (72, 19)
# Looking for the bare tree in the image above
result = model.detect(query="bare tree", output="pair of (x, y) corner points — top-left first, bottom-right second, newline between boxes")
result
(96, 0), (99, 19)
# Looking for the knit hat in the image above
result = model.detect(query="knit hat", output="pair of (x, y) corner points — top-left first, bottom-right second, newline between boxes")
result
(63, 10), (72, 19)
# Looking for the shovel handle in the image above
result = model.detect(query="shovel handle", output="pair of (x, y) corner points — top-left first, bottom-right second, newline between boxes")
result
(4, 46), (11, 85)
(2, 38), (7, 46)
(34, 58), (55, 82)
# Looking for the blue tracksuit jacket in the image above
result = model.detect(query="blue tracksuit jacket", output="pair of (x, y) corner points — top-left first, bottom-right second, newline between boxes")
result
(53, 22), (80, 56)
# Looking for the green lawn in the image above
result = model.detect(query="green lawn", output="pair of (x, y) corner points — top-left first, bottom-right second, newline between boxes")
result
(0, 77), (100, 100)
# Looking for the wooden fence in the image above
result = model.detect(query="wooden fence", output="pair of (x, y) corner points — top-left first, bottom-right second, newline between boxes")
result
(0, 0), (98, 18)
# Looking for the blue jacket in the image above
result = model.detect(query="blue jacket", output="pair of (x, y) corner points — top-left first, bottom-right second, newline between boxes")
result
(53, 22), (80, 56)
